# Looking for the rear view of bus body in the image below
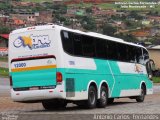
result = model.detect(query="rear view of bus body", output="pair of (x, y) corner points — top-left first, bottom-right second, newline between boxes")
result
(9, 25), (153, 109)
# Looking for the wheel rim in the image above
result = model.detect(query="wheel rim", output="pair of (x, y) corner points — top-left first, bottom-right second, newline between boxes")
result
(101, 90), (107, 104)
(89, 90), (95, 105)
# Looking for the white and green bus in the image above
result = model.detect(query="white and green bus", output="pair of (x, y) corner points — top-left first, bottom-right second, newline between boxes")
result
(9, 24), (153, 109)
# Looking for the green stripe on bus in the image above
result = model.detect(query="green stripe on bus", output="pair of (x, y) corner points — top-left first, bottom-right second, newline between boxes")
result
(10, 59), (152, 97)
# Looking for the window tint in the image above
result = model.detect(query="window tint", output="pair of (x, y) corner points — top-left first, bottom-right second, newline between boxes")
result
(117, 43), (127, 62)
(82, 35), (96, 57)
(95, 39), (107, 59)
(127, 46), (136, 63)
(107, 40), (118, 60)
(73, 33), (83, 56)
(61, 31), (74, 54)
(61, 30), (145, 64)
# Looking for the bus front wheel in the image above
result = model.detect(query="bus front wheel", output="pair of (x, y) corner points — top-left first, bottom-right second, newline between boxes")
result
(136, 85), (146, 102)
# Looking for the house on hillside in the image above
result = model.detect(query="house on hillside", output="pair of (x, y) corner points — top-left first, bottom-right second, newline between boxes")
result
(112, 21), (126, 29)
(148, 45), (160, 69)
(142, 20), (151, 26)
(0, 34), (8, 47)
(148, 16), (160, 23)
(131, 30), (151, 41)
(0, 34), (8, 56)
(12, 1), (36, 7)
(0, 14), (9, 26)
(10, 11), (53, 28)
(36, 11), (53, 24)
(10, 13), (36, 27)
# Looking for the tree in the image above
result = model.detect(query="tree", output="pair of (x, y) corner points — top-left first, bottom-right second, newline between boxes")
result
(115, 33), (138, 43)
(129, 11), (143, 20)
(81, 16), (96, 31)
(149, 37), (160, 45)
(52, 4), (67, 14)
(102, 24), (117, 36)
(64, 19), (72, 26)
(86, 7), (93, 14)
(0, 26), (10, 34)
(0, 3), (10, 11)
(59, 16), (66, 22)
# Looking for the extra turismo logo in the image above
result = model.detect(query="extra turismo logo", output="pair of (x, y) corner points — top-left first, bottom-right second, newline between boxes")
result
(13, 34), (51, 50)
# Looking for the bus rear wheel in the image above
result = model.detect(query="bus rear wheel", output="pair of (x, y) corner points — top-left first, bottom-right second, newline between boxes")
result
(42, 99), (67, 110)
(97, 86), (108, 108)
(136, 85), (146, 102)
(87, 85), (97, 109)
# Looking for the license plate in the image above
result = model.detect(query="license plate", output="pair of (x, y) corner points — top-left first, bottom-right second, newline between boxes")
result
(29, 87), (39, 90)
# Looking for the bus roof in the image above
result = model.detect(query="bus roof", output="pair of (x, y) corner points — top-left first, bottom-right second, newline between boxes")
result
(10, 24), (146, 50)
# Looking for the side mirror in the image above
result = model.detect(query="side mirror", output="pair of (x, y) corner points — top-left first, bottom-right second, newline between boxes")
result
(146, 59), (154, 80)
(150, 59), (156, 72)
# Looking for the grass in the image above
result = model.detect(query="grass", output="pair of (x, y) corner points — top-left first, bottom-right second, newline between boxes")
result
(0, 67), (9, 77)
(152, 77), (160, 83)
(98, 3), (119, 9)
(66, 0), (160, 11)
(68, 3), (93, 8)
(21, 0), (160, 11)
(0, 56), (8, 62)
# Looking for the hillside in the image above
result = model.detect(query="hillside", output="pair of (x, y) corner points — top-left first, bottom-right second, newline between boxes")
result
(21, 0), (53, 2)
(21, 0), (69, 3)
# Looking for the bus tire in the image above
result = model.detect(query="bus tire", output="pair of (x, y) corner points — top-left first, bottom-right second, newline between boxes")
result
(42, 99), (67, 110)
(108, 98), (114, 104)
(136, 85), (146, 102)
(97, 86), (108, 108)
(87, 85), (97, 109)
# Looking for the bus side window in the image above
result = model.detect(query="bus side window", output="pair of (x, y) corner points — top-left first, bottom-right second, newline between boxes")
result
(73, 33), (83, 56)
(107, 40), (118, 60)
(117, 43), (127, 62)
(61, 31), (74, 55)
(82, 35), (96, 57)
(143, 48), (149, 64)
(136, 47), (143, 64)
(95, 39), (107, 59)
(126, 46), (135, 63)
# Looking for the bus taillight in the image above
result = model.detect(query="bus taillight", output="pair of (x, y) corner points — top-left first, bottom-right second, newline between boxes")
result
(10, 76), (13, 86)
(56, 72), (62, 83)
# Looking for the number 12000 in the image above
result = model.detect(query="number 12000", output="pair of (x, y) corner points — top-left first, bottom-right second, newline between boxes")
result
(14, 63), (26, 68)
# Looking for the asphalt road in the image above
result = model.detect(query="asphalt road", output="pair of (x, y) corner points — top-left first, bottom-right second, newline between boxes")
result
(0, 77), (160, 120)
